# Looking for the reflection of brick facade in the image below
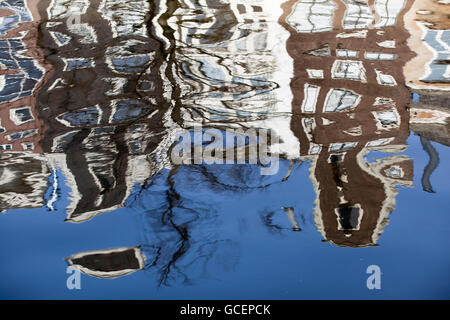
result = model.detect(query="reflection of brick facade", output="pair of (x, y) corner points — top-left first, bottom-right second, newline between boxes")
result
(0, 0), (50, 153)
(34, 0), (169, 222)
(0, 1), (51, 211)
(281, 0), (414, 247)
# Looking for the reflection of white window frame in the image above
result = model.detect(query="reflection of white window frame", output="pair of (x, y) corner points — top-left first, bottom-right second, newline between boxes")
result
(374, 0), (406, 27)
(377, 40), (396, 48)
(302, 118), (316, 142)
(309, 143), (322, 155)
(56, 105), (102, 127)
(0, 144), (12, 151)
(21, 142), (34, 151)
(342, 0), (374, 30)
(323, 88), (361, 112)
(286, 0), (337, 33)
(0, 119), (5, 134)
(373, 97), (394, 106)
(63, 57), (95, 71)
(329, 142), (358, 153)
(6, 129), (38, 141)
(306, 69), (324, 79)
(335, 204), (364, 231)
(372, 108), (401, 130)
(366, 137), (395, 147)
(375, 70), (397, 86)
(10, 107), (34, 125)
(336, 49), (359, 58)
(364, 52), (396, 60)
(331, 60), (367, 82)
(328, 152), (346, 163)
(384, 165), (404, 179)
(301, 84), (320, 113)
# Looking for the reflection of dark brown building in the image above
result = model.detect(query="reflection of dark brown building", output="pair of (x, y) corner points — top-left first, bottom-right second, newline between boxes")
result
(281, 0), (415, 247)
(35, 0), (171, 222)
(66, 247), (146, 279)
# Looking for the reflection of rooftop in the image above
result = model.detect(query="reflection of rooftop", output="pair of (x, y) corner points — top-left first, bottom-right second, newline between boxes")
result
(66, 247), (146, 279)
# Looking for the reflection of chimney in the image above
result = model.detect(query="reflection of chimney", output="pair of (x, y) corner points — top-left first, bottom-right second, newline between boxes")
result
(66, 247), (146, 279)
(283, 207), (301, 231)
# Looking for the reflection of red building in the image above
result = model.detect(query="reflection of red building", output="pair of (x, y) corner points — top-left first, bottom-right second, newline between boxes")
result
(281, 0), (414, 247)
(0, 1), (52, 211)
(0, 0), (50, 153)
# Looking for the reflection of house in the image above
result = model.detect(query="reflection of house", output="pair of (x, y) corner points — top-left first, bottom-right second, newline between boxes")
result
(35, 0), (172, 222)
(281, 0), (414, 247)
(167, 0), (300, 159)
(0, 0), (49, 153)
(66, 247), (146, 279)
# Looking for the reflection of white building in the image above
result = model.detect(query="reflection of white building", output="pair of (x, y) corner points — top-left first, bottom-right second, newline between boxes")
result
(167, 0), (299, 159)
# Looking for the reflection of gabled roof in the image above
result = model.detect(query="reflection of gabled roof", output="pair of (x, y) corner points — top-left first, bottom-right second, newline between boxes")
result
(66, 246), (146, 279)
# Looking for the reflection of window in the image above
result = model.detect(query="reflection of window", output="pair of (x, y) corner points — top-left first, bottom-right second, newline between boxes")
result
(7, 129), (37, 141)
(323, 88), (361, 112)
(329, 142), (357, 152)
(336, 205), (362, 230)
(375, 70), (396, 86)
(305, 44), (331, 57)
(301, 84), (320, 112)
(0, 120), (5, 134)
(10, 107), (34, 125)
(377, 40), (396, 48)
(64, 58), (95, 71)
(309, 144), (322, 155)
(336, 49), (359, 58)
(0, 144), (12, 151)
(364, 52), (396, 60)
(385, 166), (404, 178)
(374, 0), (406, 27)
(372, 109), (400, 130)
(342, 0), (374, 30)
(366, 137), (394, 147)
(332, 60), (366, 82)
(57, 106), (100, 127)
(373, 97), (394, 106)
(302, 118), (316, 141)
(21, 142), (34, 151)
(307, 69), (324, 79)
(329, 153), (345, 163)
(287, 0), (337, 33)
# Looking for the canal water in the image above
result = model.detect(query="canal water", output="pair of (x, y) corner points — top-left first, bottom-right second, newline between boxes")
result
(0, 0), (449, 299)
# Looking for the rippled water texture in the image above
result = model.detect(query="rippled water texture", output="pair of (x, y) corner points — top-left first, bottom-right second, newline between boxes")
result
(0, 0), (449, 299)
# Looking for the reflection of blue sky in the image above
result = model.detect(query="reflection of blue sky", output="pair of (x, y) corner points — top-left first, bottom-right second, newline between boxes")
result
(0, 134), (449, 299)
